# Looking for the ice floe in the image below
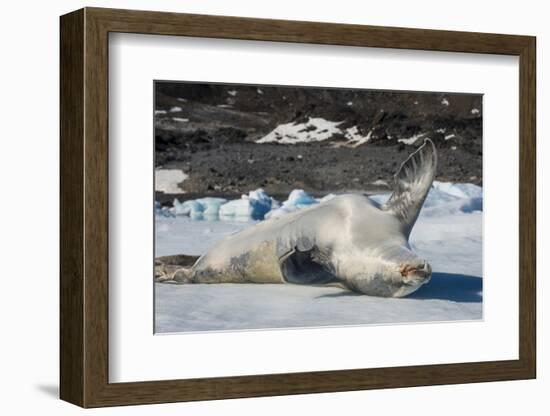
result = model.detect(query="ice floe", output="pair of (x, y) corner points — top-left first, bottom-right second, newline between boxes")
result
(219, 189), (278, 221)
(173, 197), (228, 220)
(159, 182), (482, 222)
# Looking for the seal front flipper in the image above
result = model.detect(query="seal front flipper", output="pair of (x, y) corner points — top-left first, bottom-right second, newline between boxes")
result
(383, 139), (438, 237)
(279, 246), (339, 285)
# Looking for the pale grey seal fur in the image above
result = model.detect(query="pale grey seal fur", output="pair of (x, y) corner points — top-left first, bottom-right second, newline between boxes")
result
(157, 139), (437, 297)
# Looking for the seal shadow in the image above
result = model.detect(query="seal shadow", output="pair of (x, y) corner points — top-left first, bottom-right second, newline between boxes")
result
(407, 272), (482, 303)
(315, 272), (482, 303)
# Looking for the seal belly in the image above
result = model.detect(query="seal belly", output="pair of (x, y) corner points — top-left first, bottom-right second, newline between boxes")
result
(192, 240), (284, 284)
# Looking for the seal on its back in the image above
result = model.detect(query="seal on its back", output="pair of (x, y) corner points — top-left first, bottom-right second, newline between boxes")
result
(157, 139), (437, 298)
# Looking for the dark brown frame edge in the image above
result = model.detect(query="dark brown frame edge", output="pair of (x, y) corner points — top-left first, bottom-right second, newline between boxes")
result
(60, 7), (536, 408)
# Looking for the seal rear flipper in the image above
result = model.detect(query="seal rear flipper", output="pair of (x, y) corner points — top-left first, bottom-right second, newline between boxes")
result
(279, 247), (339, 285)
(383, 139), (437, 237)
(154, 254), (200, 284)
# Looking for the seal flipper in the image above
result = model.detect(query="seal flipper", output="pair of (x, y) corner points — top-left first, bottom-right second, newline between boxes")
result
(279, 246), (338, 285)
(154, 254), (200, 283)
(383, 139), (437, 237)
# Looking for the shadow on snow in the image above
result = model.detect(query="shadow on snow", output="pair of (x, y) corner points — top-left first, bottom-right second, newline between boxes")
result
(316, 272), (482, 303)
(409, 272), (482, 303)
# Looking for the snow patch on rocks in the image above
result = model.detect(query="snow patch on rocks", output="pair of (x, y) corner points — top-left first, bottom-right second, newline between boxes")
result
(155, 169), (188, 194)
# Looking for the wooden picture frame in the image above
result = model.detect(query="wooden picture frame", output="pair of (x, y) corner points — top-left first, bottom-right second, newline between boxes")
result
(60, 7), (536, 408)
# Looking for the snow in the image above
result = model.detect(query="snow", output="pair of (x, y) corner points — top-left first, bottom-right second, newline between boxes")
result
(256, 117), (343, 144)
(344, 126), (372, 146)
(155, 182), (483, 333)
(156, 217), (253, 257)
(471, 108), (480, 115)
(398, 132), (428, 145)
(227, 90), (237, 96)
(441, 98), (450, 106)
(169, 106), (182, 112)
(154, 110), (167, 115)
(255, 118), (375, 147)
(444, 133), (456, 140)
(256, 118), (372, 146)
(155, 169), (188, 193)
(257, 88), (263, 95)
(176, 97), (187, 102)
(172, 117), (189, 123)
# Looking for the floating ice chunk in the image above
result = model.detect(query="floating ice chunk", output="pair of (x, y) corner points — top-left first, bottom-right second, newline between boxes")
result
(169, 106), (182, 112)
(196, 198), (228, 218)
(172, 199), (204, 219)
(441, 98), (450, 106)
(220, 188), (277, 221)
(172, 117), (189, 123)
(248, 189), (275, 219)
(168, 182), (482, 223)
(173, 197), (227, 220)
(155, 201), (175, 217)
(368, 181), (482, 217)
(155, 110), (167, 115)
(471, 108), (480, 115)
(228, 90), (237, 96)
(219, 199), (253, 220)
(422, 182), (482, 215)
(266, 189), (318, 219)
(286, 189), (317, 206)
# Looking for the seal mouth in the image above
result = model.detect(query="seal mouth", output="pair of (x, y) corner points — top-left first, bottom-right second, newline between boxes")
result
(400, 263), (432, 283)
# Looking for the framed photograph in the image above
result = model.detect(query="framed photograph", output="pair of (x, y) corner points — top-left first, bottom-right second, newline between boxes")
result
(60, 7), (536, 408)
